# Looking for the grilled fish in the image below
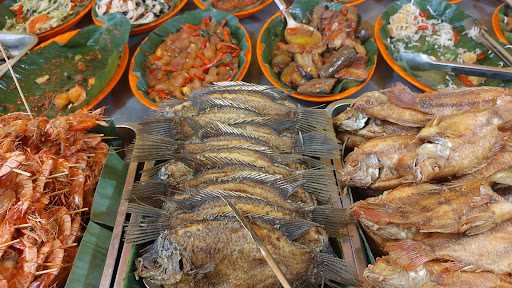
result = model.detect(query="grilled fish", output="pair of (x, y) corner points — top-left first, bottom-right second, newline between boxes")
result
(386, 221), (512, 274)
(341, 135), (418, 190)
(351, 84), (431, 127)
(353, 179), (512, 241)
(388, 86), (512, 116)
(133, 220), (357, 287)
(408, 107), (512, 182)
(363, 256), (512, 288)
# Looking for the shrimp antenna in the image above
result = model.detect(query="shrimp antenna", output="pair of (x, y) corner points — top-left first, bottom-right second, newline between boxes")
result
(0, 42), (32, 118)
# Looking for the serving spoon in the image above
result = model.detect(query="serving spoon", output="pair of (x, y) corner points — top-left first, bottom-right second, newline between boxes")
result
(273, 0), (322, 46)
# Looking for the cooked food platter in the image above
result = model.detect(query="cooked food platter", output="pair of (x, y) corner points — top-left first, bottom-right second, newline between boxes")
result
(375, 0), (511, 92)
(91, 0), (189, 35)
(0, 0), (94, 42)
(1, 1), (512, 287)
(258, 0), (377, 102)
(129, 8), (252, 109)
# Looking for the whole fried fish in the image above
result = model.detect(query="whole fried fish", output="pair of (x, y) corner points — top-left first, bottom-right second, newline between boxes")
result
(134, 220), (357, 287)
(388, 86), (512, 116)
(407, 106), (512, 182)
(386, 221), (512, 274)
(363, 256), (512, 288)
(351, 84), (431, 127)
(353, 179), (512, 241)
(341, 135), (418, 190)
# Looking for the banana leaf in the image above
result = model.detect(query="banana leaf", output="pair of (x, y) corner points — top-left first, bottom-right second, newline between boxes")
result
(0, 13), (130, 116)
(0, 0), (90, 31)
(380, 0), (511, 89)
(259, 0), (377, 96)
(91, 0), (179, 27)
(65, 222), (112, 288)
(132, 7), (250, 105)
(90, 150), (128, 227)
(497, 5), (512, 43)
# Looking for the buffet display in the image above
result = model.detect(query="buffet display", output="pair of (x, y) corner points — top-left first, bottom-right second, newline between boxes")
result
(1, 0), (512, 287)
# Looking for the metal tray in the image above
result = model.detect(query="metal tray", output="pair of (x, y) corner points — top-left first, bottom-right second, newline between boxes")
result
(99, 120), (371, 287)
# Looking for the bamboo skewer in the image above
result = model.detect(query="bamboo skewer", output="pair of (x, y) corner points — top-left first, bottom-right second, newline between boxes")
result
(0, 42), (32, 117)
(220, 195), (292, 288)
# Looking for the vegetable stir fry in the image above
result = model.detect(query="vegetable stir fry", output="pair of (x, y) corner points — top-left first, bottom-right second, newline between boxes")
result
(3, 0), (90, 34)
(386, 3), (502, 88)
(145, 16), (241, 100)
(95, 0), (175, 25)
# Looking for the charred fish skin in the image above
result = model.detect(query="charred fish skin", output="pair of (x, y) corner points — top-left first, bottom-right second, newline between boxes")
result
(386, 221), (512, 275)
(353, 179), (512, 242)
(363, 256), (512, 288)
(135, 220), (357, 287)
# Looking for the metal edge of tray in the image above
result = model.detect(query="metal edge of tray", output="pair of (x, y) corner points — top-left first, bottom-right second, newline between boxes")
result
(105, 114), (367, 287)
(326, 99), (369, 278)
(99, 124), (139, 288)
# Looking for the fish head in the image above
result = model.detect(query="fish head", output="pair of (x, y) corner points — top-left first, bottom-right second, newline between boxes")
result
(352, 91), (388, 111)
(136, 231), (189, 285)
(335, 109), (369, 131)
(414, 142), (451, 181)
(342, 152), (379, 187)
(363, 258), (429, 288)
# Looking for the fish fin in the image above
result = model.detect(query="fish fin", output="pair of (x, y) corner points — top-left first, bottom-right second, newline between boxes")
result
(199, 122), (267, 143)
(174, 190), (268, 211)
(217, 213), (320, 241)
(126, 136), (179, 162)
(190, 96), (258, 113)
(385, 240), (434, 270)
(135, 116), (181, 139)
(157, 99), (187, 111)
(296, 108), (334, 133)
(315, 253), (359, 286)
(184, 151), (269, 170)
(461, 212), (497, 235)
(296, 132), (341, 159)
(384, 83), (418, 110)
(278, 154), (326, 169)
(214, 171), (294, 199)
(310, 206), (354, 235)
(498, 120), (512, 132)
(489, 169), (512, 186)
(124, 204), (169, 244)
(210, 81), (290, 101)
(300, 168), (338, 204)
(129, 180), (171, 204)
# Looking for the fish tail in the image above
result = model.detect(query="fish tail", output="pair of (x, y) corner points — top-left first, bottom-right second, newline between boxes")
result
(125, 203), (169, 244)
(315, 253), (359, 286)
(300, 168), (338, 204)
(384, 83), (418, 109)
(385, 240), (434, 270)
(295, 132), (341, 159)
(128, 180), (172, 204)
(135, 116), (182, 139)
(296, 108), (334, 133)
(461, 212), (497, 235)
(127, 135), (179, 163)
(310, 206), (354, 235)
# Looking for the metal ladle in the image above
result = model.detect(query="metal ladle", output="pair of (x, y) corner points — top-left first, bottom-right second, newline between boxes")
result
(273, 0), (322, 46)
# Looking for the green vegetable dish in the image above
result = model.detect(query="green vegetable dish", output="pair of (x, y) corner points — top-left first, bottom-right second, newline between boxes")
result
(0, 14), (130, 116)
(382, 0), (508, 89)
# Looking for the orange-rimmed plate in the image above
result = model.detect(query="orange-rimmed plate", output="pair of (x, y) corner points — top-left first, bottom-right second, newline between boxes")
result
(91, 0), (188, 35)
(193, 0), (273, 18)
(257, 2), (378, 103)
(375, 0), (498, 92)
(492, 3), (510, 44)
(374, 16), (433, 92)
(129, 8), (252, 110)
(0, 0), (93, 42)
(36, 29), (129, 112)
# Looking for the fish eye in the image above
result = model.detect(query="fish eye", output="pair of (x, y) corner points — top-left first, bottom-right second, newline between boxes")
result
(179, 259), (184, 271)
